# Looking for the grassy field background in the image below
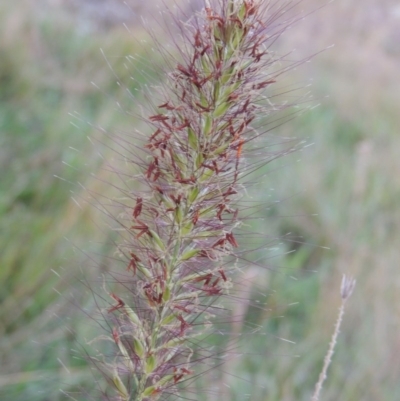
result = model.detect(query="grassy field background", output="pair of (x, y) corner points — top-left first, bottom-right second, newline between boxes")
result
(1, 0), (399, 400)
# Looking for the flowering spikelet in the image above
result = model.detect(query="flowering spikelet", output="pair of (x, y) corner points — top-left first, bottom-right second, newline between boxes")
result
(100, 1), (300, 400)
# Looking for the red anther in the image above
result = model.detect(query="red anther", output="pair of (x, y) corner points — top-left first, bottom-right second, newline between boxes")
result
(245, 0), (257, 16)
(157, 293), (163, 304)
(244, 116), (254, 126)
(173, 367), (192, 383)
(237, 121), (246, 135)
(108, 294), (125, 313)
(174, 304), (191, 314)
(149, 207), (160, 218)
(202, 285), (222, 296)
(170, 194), (182, 205)
(130, 221), (148, 231)
(149, 114), (169, 122)
(133, 197), (143, 219)
(241, 98), (250, 113)
(219, 269), (227, 281)
(212, 160), (220, 174)
(158, 101), (177, 111)
(192, 273), (212, 285)
(131, 220), (150, 239)
(175, 120), (190, 130)
(198, 73), (213, 87)
(149, 254), (159, 263)
(161, 261), (167, 281)
(151, 138), (168, 152)
(192, 209), (199, 225)
(229, 17), (243, 29)
(202, 163), (214, 171)
(148, 129), (161, 142)
(211, 277), (220, 287)
(174, 374), (184, 384)
(177, 64), (191, 78)
(195, 102), (212, 112)
(152, 170), (161, 182)
(143, 286), (155, 306)
(154, 186), (164, 194)
(136, 229), (147, 239)
(194, 30), (202, 48)
(215, 59), (222, 77)
(191, 79), (201, 90)
(200, 44), (210, 56)
(127, 252), (141, 274)
(146, 161), (156, 179)
(198, 250), (213, 259)
(206, 274), (214, 286)
(177, 176), (196, 185)
(222, 187), (238, 197)
(208, 14), (224, 26)
(145, 143), (155, 151)
(253, 79), (276, 90)
(226, 232), (238, 248)
(181, 88), (186, 101)
(150, 387), (161, 396)
(178, 178), (193, 185)
(228, 92), (239, 103)
(177, 315), (190, 337)
(212, 237), (226, 249)
(112, 327), (119, 344)
(197, 250), (209, 258)
(216, 204), (225, 220)
(236, 138), (244, 159)
(255, 51), (267, 63)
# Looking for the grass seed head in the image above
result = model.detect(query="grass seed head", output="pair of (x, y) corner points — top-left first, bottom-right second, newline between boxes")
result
(91, 1), (304, 399)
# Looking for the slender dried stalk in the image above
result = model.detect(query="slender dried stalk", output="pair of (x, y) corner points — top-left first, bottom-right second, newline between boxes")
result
(93, 1), (304, 400)
(310, 275), (356, 401)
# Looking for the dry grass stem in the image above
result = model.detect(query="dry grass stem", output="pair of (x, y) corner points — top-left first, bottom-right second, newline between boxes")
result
(310, 275), (356, 401)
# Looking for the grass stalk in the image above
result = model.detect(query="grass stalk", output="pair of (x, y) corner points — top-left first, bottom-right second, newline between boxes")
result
(311, 275), (356, 401)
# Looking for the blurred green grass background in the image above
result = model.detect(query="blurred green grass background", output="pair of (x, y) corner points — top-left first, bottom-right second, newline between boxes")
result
(1, 0), (399, 400)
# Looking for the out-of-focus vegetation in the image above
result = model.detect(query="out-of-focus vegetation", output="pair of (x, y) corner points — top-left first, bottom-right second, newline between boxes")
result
(1, 0), (399, 400)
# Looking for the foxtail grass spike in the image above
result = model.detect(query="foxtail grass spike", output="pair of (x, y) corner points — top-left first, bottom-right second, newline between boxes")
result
(96, 1), (302, 400)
